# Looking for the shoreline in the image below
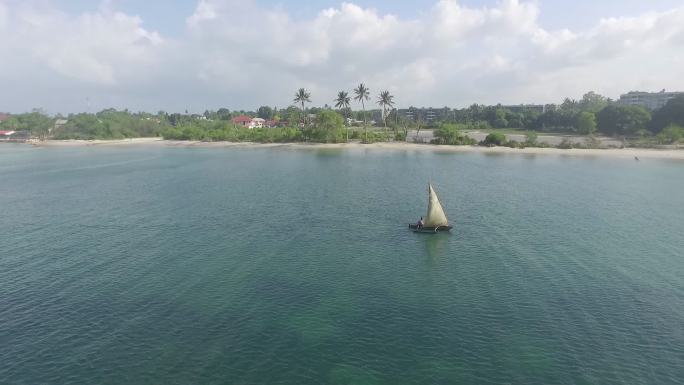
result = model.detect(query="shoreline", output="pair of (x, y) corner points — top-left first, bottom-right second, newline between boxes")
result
(18, 138), (684, 159)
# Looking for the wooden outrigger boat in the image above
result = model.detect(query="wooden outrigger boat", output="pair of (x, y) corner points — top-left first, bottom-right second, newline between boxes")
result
(409, 183), (452, 233)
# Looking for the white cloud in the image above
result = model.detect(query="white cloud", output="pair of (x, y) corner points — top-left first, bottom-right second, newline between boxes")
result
(1, 2), (164, 87)
(1, 0), (684, 113)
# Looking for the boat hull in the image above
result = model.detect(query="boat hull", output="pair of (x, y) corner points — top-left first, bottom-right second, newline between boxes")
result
(409, 224), (452, 233)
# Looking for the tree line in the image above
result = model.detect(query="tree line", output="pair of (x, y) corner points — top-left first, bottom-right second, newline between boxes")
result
(447, 92), (683, 140)
(2, 91), (683, 144)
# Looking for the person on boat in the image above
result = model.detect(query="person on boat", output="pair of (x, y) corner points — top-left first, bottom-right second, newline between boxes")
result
(416, 217), (424, 228)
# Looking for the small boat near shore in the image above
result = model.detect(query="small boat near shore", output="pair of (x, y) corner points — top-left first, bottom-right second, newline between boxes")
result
(409, 183), (452, 233)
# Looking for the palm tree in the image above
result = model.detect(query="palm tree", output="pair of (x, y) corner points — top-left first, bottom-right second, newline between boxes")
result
(354, 83), (370, 142)
(377, 90), (395, 136)
(293, 88), (311, 128)
(334, 91), (351, 142)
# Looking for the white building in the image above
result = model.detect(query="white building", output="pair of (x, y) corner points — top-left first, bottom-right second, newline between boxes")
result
(617, 90), (684, 110)
(250, 118), (265, 128)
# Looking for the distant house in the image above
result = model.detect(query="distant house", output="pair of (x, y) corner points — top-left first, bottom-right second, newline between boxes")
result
(0, 113), (9, 123)
(55, 119), (68, 128)
(502, 104), (546, 114)
(0, 130), (29, 142)
(265, 120), (278, 128)
(231, 116), (270, 129)
(347, 118), (364, 126)
(50, 119), (68, 135)
(232, 115), (253, 127)
(251, 118), (265, 128)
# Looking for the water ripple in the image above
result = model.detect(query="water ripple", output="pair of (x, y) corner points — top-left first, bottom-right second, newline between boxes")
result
(1, 147), (683, 384)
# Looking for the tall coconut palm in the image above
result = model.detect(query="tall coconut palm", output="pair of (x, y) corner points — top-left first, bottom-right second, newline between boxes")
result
(293, 88), (311, 128)
(377, 90), (395, 136)
(353, 83), (370, 142)
(334, 91), (351, 142)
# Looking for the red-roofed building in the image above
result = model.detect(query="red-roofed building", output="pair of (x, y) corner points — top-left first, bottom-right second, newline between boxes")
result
(0, 130), (29, 141)
(231, 115), (272, 129)
(231, 115), (253, 127)
(0, 113), (10, 122)
(0, 130), (17, 141)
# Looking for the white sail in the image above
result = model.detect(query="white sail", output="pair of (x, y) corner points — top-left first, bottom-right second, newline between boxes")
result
(424, 183), (449, 227)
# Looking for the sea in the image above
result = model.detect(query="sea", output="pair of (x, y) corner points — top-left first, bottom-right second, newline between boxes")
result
(1, 144), (683, 384)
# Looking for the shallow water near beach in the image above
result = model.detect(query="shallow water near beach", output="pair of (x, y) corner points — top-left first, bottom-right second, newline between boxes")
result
(1, 144), (683, 384)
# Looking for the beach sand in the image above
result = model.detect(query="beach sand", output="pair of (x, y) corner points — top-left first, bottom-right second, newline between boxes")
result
(26, 138), (684, 160)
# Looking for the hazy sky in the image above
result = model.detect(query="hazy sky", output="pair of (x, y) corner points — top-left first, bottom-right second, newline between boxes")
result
(1, 0), (683, 114)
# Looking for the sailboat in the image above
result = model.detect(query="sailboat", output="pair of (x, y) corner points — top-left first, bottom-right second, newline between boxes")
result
(409, 183), (453, 233)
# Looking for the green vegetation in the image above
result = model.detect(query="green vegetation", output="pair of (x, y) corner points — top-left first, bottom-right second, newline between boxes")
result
(304, 110), (345, 143)
(431, 123), (477, 145)
(650, 96), (684, 132)
(596, 105), (651, 136)
(2, 91), (683, 148)
(446, 91), (662, 137)
(56, 110), (164, 139)
(293, 88), (311, 126)
(576, 112), (597, 135)
(0, 110), (53, 139)
(162, 124), (301, 142)
(334, 91), (352, 142)
(257, 106), (275, 120)
(456, 94), (683, 142)
(656, 124), (684, 144)
(482, 132), (507, 146)
(354, 83), (371, 142)
(377, 90), (395, 132)
(524, 131), (538, 146)
(349, 129), (393, 143)
(161, 110), (347, 143)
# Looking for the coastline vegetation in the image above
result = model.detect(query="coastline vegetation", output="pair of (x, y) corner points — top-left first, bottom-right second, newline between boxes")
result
(431, 123), (477, 145)
(2, 91), (683, 148)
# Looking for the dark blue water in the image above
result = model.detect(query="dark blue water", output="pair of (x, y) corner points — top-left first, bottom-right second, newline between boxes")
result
(1, 144), (683, 384)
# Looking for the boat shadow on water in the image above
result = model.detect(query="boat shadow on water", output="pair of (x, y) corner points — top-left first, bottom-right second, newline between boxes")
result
(421, 232), (451, 260)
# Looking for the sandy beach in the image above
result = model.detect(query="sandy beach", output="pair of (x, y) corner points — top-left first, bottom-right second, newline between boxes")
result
(23, 138), (684, 160)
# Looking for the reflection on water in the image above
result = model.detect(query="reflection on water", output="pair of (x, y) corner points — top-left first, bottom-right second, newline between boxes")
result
(313, 148), (345, 157)
(433, 150), (456, 156)
(482, 151), (507, 158)
(421, 233), (450, 262)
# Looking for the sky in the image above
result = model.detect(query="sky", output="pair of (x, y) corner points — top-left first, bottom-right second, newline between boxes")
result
(1, 0), (683, 114)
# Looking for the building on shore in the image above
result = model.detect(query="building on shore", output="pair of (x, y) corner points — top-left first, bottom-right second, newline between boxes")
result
(231, 115), (276, 129)
(502, 104), (547, 114)
(617, 90), (683, 110)
(231, 115), (258, 128)
(251, 118), (265, 128)
(398, 107), (451, 124)
(397, 105), (550, 125)
(0, 130), (30, 142)
(50, 119), (68, 135)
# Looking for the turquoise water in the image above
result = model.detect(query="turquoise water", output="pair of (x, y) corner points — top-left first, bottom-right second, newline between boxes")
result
(1, 144), (683, 384)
